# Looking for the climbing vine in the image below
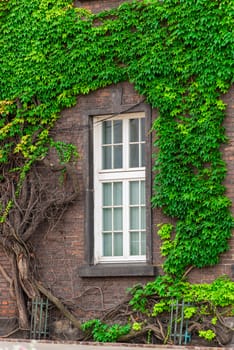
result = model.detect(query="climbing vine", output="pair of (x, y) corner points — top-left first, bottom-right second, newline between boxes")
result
(80, 275), (234, 345)
(0, 0), (233, 279)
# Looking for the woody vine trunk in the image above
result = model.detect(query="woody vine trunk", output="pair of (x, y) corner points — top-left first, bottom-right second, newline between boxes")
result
(0, 157), (80, 329)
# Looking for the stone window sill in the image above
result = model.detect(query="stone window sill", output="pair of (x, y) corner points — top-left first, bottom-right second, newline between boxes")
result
(78, 263), (158, 277)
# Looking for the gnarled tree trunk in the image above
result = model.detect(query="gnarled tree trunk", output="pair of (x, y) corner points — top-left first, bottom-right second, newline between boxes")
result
(0, 157), (80, 330)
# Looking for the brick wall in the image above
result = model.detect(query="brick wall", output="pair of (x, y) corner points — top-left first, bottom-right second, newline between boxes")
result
(29, 82), (234, 324)
(0, 80), (233, 331)
(31, 82), (155, 322)
(74, 0), (131, 13)
(187, 85), (234, 283)
(0, 0), (233, 335)
(0, 247), (17, 320)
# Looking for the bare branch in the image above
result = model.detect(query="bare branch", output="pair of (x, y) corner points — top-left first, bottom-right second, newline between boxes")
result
(0, 327), (29, 338)
(36, 281), (82, 330)
(182, 265), (195, 279)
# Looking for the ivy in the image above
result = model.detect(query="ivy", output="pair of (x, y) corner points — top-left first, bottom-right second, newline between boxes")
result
(129, 275), (234, 318)
(81, 319), (131, 342)
(0, 0), (234, 276)
(199, 330), (216, 342)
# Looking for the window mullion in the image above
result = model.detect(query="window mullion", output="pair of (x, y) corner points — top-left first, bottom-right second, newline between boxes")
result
(111, 183), (114, 257)
(123, 180), (129, 259)
(123, 118), (128, 170)
(139, 182), (142, 255)
(123, 118), (129, 259)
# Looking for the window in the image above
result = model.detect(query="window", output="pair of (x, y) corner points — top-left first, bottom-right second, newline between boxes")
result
(93, 113), (146, 263)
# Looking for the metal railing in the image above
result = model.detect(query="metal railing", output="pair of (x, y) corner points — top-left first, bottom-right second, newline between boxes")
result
(30, 297), (49, 339)
(169, 300), (191, 345)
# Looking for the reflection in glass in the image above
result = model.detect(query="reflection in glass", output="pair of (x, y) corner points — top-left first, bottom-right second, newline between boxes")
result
(113, 182), (122, 205)
(113, 120), (122, 143)
(114, 208), (122, 231)
(103, 208), (112, 231)
(103, 183), (112, 206)
(114, 232), (123, 256)
(130, 144), (139, 168)
(141, 232), (146, 255)
(102, 146), (112, 169)
(140, 118), (145, 142)
(130, 232), (139, 255)
(130, 207), (139, 230)
(103, 233), (112, 256)
(114, 145), (122, 168)
(102, 121), (111, 144)
(141, 143), (145, 167)
(141, 181), (145, 205)
(141, 207), (146, 229)
(130, 119), (139, 142)
(130, 181), (139, 205)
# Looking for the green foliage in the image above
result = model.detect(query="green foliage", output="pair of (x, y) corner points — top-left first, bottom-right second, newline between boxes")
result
(157, 224), (174, 240)
(0, 0), (233, 275)
(129, 275), (234, 314)
(211, 317), (217, 325)
(129, 274), (234, 343)
(50, 141), (79, 164)
(184, 275), (234, 307)
(183, 306), (197, 319)
(199, 330), (216, 341)
(157, 223), (174, 256)
(83, 275), (234, 343)
(81, 319), (131, 342)
(152, 301), (169, 316)
(0, 199), (13, 223)
(132, 322), (142, 331)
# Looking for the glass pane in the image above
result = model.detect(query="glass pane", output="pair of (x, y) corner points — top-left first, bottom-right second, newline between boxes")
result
(113, 120), (122, 143)
(130, 207), (139, 229)
(130, 144), (139, 168)
(141, 143), (145, 167)
(102, 121), (112, 144)
(141, 231), (146, 255)
(130, 232), (139, 255)
(141, 181), (145, 205)
(103, 183), (112, 206)
(103, 233), (112, 256)
(114, 208), (122, 230)
(113, 182), (122, 205)
(103, 208), (112, 231)
(140, 118), (145, 142)
(130, 181), (139, 205)
(114, 232), (123, 256)
(102, 146), (112, 169)
(141, 207), (146, 229)
(114, 145), (122, 168)
(130, 119), (139, 142)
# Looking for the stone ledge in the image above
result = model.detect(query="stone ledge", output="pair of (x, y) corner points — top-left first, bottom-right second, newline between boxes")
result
(0, 339), (233, 350)
(78, 263), (158, 277)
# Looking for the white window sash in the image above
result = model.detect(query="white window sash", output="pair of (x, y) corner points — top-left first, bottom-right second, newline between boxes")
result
(93, 113), (146, 264)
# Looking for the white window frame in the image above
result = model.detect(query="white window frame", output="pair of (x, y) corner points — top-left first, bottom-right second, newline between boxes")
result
(93, 112), (146, 263)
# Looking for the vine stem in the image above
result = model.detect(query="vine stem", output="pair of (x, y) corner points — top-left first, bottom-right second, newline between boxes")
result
(182, 265), (194, 279)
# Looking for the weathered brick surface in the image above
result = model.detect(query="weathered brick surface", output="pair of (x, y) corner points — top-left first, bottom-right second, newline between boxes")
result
(0, 247), (17, 318)
(188, 85), (234, 283)
(0, 81), (233, 324)
(31, 82), (154, 321)
(0, 0), (233, 339)
(75, 0), (130, 13)
(29, 82), (234, 323)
